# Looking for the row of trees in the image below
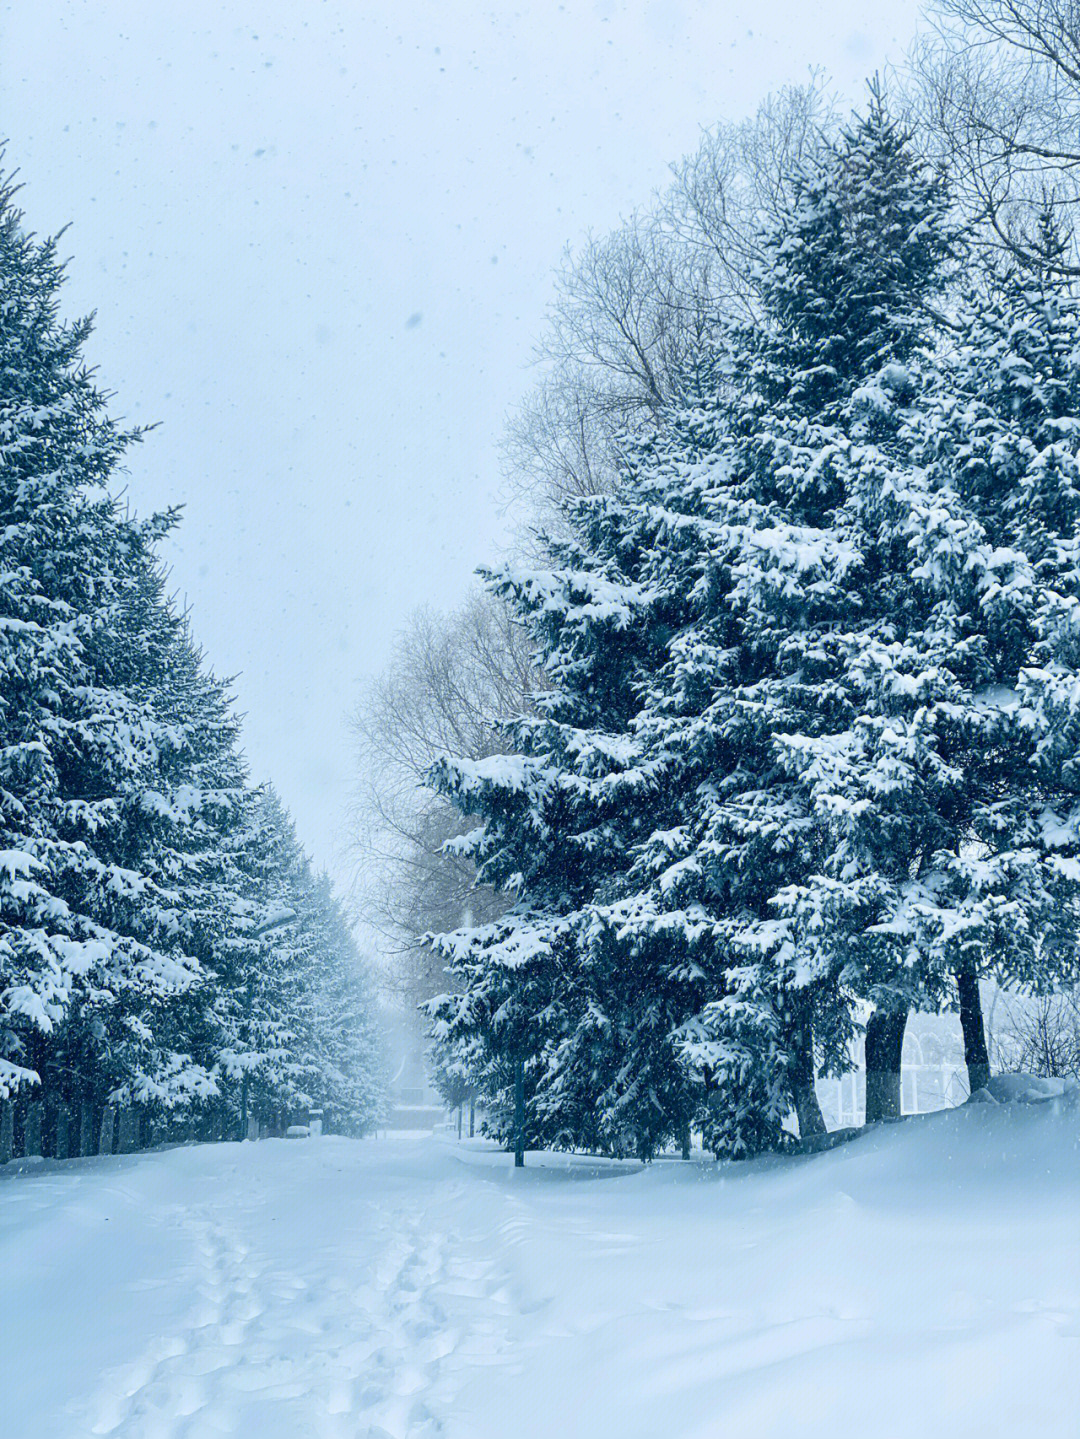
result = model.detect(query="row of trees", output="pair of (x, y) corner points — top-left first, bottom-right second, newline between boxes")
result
(353, 1), (1080, 1161)
(0, 175), (384, 1161)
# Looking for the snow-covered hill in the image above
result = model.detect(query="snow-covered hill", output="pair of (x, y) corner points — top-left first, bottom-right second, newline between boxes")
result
(1, 1101), (1077, 1439)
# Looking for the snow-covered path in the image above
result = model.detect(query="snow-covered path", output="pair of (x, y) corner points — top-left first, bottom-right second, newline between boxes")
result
(1, 1139), (519, 1439)
(2, 1105), (1078, 1439)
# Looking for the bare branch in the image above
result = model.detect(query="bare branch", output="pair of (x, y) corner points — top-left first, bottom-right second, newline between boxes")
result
(908, 0), (1080, 273)
(348, 591), (537, 1005)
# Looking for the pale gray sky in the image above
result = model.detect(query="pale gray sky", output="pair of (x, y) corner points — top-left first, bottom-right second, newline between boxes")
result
(1, 0), (922, 886)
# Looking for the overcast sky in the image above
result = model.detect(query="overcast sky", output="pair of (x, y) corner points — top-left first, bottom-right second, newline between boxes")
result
(2, 0), (922, 900)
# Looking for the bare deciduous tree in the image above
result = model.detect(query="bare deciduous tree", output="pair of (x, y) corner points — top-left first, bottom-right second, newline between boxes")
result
(665, 78), (836, 320)
(502, 80), (837, 533)
(987, 987), (1080, 1078)
(909, 0), (1080, 271)
(350, 592), (536, 1006)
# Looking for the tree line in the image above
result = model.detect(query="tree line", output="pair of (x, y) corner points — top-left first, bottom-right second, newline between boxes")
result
(353, 0), (1080, 1160)
(0, 175), (384, 1162)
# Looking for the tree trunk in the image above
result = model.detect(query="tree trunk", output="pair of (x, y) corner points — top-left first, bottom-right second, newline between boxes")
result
(864, 1009), (908, 1122)
(791, 1013), (826, 1139)
(956, 965), (991, 1097)
(240, 1073), (250, 1142)
(23, 1100), (43, 1157)
(793, 1082), (827, 1139)
(679, 1120), (692, 1160)
(78, 1102), (95, 1158)
(54, 1106), (71, 1160)
(98, 1104), (116, 1156)
(116, 1107), (137, 1154)
(513, 1057), (525, 1168)
(1, 1101), (13, 1163)
(469, 1094), (475, 1138)
(43, 1098), (54, 1157)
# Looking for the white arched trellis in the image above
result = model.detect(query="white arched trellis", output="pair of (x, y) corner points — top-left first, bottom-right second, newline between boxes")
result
(817, 1024), (969, 1129)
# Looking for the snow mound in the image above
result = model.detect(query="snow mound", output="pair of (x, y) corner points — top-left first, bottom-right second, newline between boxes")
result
(969, 1072), (1080, 1106)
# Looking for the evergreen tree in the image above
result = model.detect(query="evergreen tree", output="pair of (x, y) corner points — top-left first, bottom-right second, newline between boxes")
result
(123, 614), (256, 1123)
(0, 177), (199, 1109)
(303, 872), (386, 1135)
(665, 86), (960, 1128)
(431, 92), (1070, 1156)
(0, 176), (386, 1152)
(676, 108), (1080, 1123)
(219, 790), (386, 1138)
(426, 349), (747, 1158)
(911, 213), (1080, 1088)
(425, 427), (710, 1160)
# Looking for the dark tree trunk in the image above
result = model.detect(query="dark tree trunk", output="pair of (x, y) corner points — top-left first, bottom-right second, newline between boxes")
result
(1, 1101), (14, 1163)
(41, 1092), (56, 1157)
(791, 1016), (827, 1139)
(469, 1094), (475, 1138)
(956, 966), (991, 1097)
(54, 1105), (71, 1160)
(98, 1104), (116, 1155)
(864, 1009), (908, 1123)
(23, 1100), (43, 1157)
(513, 1057), (525, 1168)
(679, 1120), (692, 1160)
(78, 1102), (95, 1158)
(793, 1083), (827, 1140)
(116, 1107), (137, 1154)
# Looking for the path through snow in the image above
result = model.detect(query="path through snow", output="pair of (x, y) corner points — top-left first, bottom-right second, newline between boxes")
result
(2, 1140), (515, 1439)
(2, 1105), (1078, 1439)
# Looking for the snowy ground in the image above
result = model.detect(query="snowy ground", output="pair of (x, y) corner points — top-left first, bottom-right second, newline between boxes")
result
(2, 1104), (1077, 1439)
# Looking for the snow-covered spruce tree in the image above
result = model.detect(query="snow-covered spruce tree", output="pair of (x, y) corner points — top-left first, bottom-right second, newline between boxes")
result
(120, 614), (259, 1135)
(211, 786), (316, 1136)
(427, 354), (733, 1161)
(553, 94), (963, 1146)
(302, 872), (386, 1135)
(658, 85), (963, 1129)
(31, 569), (241, 1139)
(0, 178), (384, 1153)
(909, 212), (1080, 1090)
(432, 90), (1020, 1157)
(215, 789), (385, 1138)
(699, 106), (1080, 1119)
(0, 178), (202, 1121)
